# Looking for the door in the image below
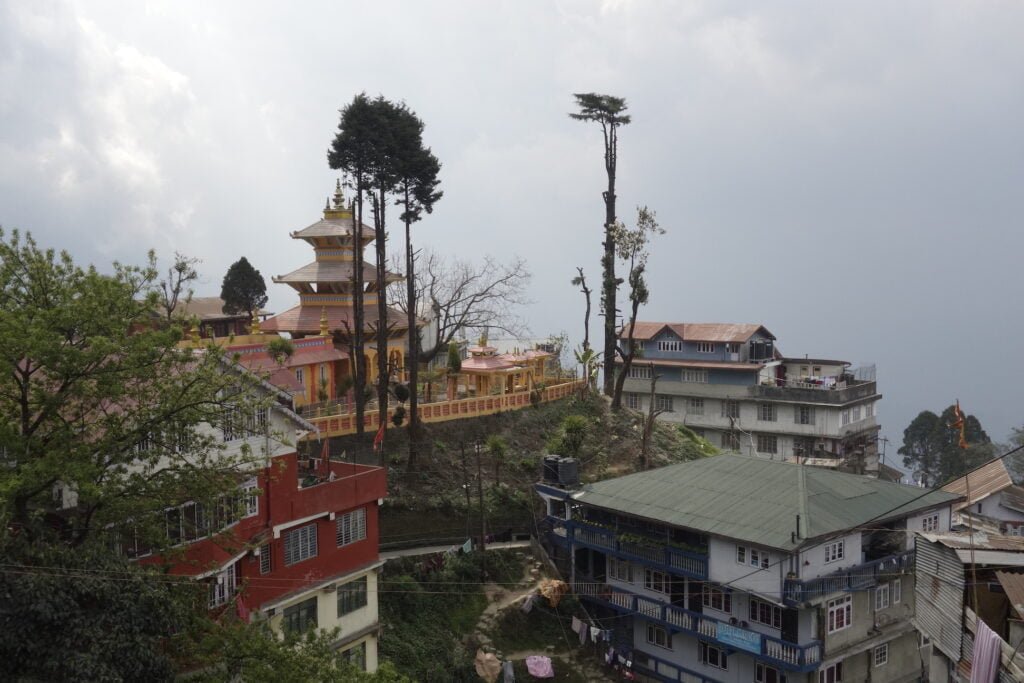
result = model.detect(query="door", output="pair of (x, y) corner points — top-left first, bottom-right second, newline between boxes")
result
(781, 607), (799, 643)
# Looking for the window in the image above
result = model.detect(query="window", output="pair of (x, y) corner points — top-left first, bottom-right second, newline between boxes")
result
(282, 596), (318, 635)
(757, 434), (778, 454)
(703, 586), (732, 613)
(750, 548), (770, 569)
(658, 340), (682, 352)
(873, 644), (888, 667)
(852, 406), (861, 421)
(626, 393), (640, 410)
(696, 342), (715, 353)
(222, 406), (268, 441)
(750, 598), (783, 628)
(336, 508), (367, 547)
(865, 402), (874, 417)
(319, 364), (328, 383)
(824, 541), (844, 564)
(634, 341), (645, 351)
(687, 398), (704, 415)
(725, 343), (740, 354)
(922, 513), (939, 532)
(793, 437), (815, 457)
(608, 557), (633, 583)
(819, 662), (843, 683)
(875, 584), (890, 610)
(284, 523), (318, 566)
(341, 641), (366, 671)
(721, 400), (740, 418)
(827, 596), (852, 633)
(698, 641), (728, 670)
(841, 410), (850, 426)
(893, 579), (902, 604)
(758, 404), (776, 422)
(644, 569), (668, 594)
(795, 406), (816, 425)
(756, 663), (787, 683)
(630, 365), (653, 380)
(722, 432), (741, 451)
(646, 624), (671, 649)
(243, 479), (259, 518)
(337, 575), (368, 616)
(736, 545), (746, 564)
(259, 543), (271, 574)
(295, 368), (305, 387)
(682, 369), (708, 383)
(655, 395), (674, 412)
(208, 562), (239, 608)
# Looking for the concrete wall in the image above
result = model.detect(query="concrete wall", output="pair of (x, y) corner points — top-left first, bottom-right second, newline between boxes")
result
(708, 537), (788, 597)
(798, 532), (864, 581)
(905, 506), (952, 538)
(978, 492), (1024, 523)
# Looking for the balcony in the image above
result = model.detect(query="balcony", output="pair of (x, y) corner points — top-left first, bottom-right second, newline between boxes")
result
(749, 380), (877, 405)
(288, 460), (386, 522)
(632, 649), (720, 683)
(783, 550), (914, 606)
(567, 519), (708, 580)
(574, 582), (822, 673)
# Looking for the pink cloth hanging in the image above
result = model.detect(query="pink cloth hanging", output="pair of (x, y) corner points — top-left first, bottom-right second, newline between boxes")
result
(525, 655), (554, 679)
(970, 618), (1002, 683)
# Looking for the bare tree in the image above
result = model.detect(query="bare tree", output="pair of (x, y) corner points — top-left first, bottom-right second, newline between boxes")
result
(571, 267), (592, 353)
(639, 362), (665, 470)
(612, 207), (663, 410)
(389, 250), (531, 364)
(156, 252), (200, 324)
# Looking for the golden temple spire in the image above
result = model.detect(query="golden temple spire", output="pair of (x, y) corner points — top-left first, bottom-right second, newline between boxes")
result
(251, 311), (261, 335)
(333, 178), (345, 209)
(319, 307), (330, 337)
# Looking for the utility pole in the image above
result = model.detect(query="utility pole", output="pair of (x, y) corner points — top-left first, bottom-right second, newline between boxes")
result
(460, 442), (472, 541)
(475, 440), (487, 581)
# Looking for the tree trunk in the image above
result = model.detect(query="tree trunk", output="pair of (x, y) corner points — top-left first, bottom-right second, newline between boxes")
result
(611, 285), (641, 410)
(353, 187), (366, 436)
(602, 127), (618, 397)
(374, 188), (389, 462)
(404, 195), (420, 468)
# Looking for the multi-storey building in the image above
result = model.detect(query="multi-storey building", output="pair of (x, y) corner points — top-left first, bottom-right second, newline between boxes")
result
(942, 459), (1024, 536)
(619, 323), (885, 476)
(115, 365), (388, 672)
(537, 454), (958, 683)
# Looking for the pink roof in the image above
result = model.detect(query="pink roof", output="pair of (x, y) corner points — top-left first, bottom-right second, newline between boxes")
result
(461, 356), (516, 372)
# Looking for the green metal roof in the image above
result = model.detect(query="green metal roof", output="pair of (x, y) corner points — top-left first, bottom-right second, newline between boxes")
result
(572, 454), (960, 551)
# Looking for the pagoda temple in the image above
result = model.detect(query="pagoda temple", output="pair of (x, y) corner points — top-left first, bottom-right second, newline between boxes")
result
(261, 182), (414, 395)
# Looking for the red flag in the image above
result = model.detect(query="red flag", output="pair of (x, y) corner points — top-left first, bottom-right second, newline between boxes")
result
(373, 420), (386, 451)
(236, 595), (250, 622)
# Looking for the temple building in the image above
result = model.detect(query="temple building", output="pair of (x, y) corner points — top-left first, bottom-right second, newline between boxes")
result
(261, 183), (414, 407)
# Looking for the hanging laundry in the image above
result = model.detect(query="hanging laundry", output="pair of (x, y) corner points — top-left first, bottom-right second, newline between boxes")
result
(590, 626), (600, 643)
(571, 616), (583, 634)
(579, 623), (588, 645)
(520, 594), (536, 614)
(525, 656), (554, 679)
(502, 659), (515, 683)
(602, 629), (613, 642)
(605, 647), (616, 665)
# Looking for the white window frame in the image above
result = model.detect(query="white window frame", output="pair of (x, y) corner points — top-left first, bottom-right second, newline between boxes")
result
(696, 342), (715, 354)
(646, 624), (671, 649)
(655, 395), (674, 412)
(630, 365), (653, 380)
(750, 548), (770, 569)
(657, 340), (682, 352)
(824, 540), (844, 564)
(644, 568), (669, 594)
(757, 434), (778, 454)
(626, 393), (640, 410)
(892, 579), (901, 604)
(319, 363), (328, 383)
(703, 586), (732, 613)
(336, 507), (367, 547)
(208, 561), (239, 608)
(873, 644), (888, 667)
(756, 662), (786, 683)
(852, 406), (862, 421)
(688, 397), (704, 415)
(295, 367), (305, 387)
(608, 557), (633, 583)
(698, 641), (728, 670)
(922, 513), (939, 532)
(736, 545), (747, 564)
(795, 405), (816, 425)
(758, 403), (777, 422)
(819, 662), (843, 683)
(827, 596), (852, 633)
(284, 523), (318, 566)
(750, 597), (783, 629)
(682, 369), (708, 383)
(841, 409), (850, 426)
(243, 479), (259, 518)
(721, 400), (740, 418)
(259, 543), (271, 574)
(875, 584), (890, 610)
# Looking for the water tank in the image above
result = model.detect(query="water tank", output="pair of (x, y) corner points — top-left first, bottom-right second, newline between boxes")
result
(542, 455), (561, 483)
(557, 457), (579, 487)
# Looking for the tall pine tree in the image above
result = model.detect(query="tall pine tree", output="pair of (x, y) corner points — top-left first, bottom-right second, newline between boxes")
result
(220, 256), (267, 320)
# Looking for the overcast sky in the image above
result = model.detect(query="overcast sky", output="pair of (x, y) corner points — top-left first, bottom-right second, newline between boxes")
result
(2, 1), (1023, 455)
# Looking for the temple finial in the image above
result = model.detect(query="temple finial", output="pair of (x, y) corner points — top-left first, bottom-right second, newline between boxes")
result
(333, 178), (345, 209)
(324, 197), (331, 211)
(319, 307), (330, 337)
(251, 311), (261, 335)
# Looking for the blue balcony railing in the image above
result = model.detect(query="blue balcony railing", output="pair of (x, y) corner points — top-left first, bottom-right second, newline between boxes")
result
(632, 648), (721, 683)
(574, 582), (822, 673)
(567, 519), (708, 580)
(783, 550), (914, 605)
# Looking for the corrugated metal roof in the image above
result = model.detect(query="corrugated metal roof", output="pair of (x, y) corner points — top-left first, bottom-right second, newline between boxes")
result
(620, 322), (775, 343)
(954, 550), (1024, 566)
(943, 459), (1013, 510)
(921, 532), (1024, 551)
(996, 571), (1024, 620)
(572, 454), (959, 550)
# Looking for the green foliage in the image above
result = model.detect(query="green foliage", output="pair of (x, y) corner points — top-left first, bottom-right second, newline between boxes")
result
(677, 424), (719, 455)
(220, 256), (268, 318)
(486, 434), (509, 459)
(899, 405), (993, 486)
(447, 341), (462, 374)
(266, 336), (295, 363)
(549, 414), (587, 458)
(393, 382), (411, 402)
(0, 539), (196, 682)
(391, 405), (407, 427)
(0, 229), (270, 545)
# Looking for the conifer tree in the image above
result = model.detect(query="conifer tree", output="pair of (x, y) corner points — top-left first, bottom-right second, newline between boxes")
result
(220, 256), (267, 320)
